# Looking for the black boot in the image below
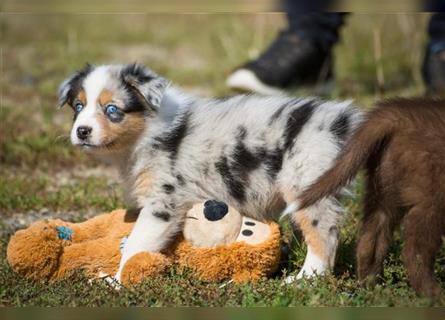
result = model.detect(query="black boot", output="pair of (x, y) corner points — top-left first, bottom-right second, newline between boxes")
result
(227, 31), (333, 95)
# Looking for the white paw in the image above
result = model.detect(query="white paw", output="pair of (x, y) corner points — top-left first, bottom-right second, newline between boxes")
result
(101, 271), (122, 290)
(104, 275), (122, 291)
(283, 275), (298, 285)
(296, 265), (326, 280)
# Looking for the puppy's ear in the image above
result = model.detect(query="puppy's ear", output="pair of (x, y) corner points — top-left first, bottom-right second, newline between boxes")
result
(121, 63), (170, 111)
(58, 64), (93, 108)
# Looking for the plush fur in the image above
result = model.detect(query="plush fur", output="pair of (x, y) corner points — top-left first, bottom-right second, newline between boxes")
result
(174, 222), (281, 283)
(7, 208), (281, 285)
(7, 209), (137, 281)
(58, 63), (363, 282)
(297, 97), (445, 297)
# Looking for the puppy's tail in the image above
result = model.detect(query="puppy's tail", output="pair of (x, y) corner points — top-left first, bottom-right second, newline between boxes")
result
(297, 108), (396, 210)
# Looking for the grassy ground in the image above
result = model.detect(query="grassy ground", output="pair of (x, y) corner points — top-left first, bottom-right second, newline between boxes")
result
(0, 13), (444, 306)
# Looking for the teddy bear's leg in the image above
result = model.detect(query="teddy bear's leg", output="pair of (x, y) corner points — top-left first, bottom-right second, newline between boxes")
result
(286, 197), (340, 282)
(232, 270), (262, 284)
(114, 194), (184, 282)
(120, 252), (172, 286)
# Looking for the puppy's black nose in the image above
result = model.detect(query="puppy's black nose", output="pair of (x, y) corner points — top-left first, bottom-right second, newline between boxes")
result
(77, 126), (92, 140)
(203, 200), (229, 221)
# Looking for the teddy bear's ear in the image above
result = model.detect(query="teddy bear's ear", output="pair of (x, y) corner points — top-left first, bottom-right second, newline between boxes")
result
(120, 63), (170, 112)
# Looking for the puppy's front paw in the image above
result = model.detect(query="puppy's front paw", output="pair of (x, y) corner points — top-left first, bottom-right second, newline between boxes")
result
(104, 273), (122, 290)
(101, 270), (122, 290)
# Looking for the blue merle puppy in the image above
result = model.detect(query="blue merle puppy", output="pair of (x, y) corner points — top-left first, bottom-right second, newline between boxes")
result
(58, 63), (362, 283)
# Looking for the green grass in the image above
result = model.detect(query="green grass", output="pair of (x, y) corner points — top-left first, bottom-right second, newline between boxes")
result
(1, 237), (443, 306)
(0, 12), (444, 306)
(0, 173), (123, 214)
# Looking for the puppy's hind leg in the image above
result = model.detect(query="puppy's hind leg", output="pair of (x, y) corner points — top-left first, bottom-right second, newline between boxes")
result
(356, 204), (394, 285)
(401, 204), (444, 298)
(285, 197), (341, 283)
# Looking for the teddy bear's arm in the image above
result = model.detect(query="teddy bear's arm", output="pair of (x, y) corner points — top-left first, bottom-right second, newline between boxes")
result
(53, 236), (123, 280)
(66, 210), (131, 242)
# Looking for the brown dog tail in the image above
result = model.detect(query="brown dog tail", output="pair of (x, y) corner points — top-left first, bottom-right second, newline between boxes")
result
(298, 108), (395, 209)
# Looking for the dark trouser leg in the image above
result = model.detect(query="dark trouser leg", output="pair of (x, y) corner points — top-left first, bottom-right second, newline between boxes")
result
(428, 13), (445, 42)
(424, 0), (445, 11)
(284, 0), (347, 51)
(422, 13), (445, 95)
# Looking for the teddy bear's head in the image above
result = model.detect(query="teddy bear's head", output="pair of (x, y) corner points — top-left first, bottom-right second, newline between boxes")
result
(7, 220), (65, 280)
(183, 200), (242, 247)
(183, 200), (272, 248)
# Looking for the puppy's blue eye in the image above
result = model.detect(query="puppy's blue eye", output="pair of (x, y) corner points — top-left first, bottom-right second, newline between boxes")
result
(75, 103), (84, 113)
(105, 105), (118, 115)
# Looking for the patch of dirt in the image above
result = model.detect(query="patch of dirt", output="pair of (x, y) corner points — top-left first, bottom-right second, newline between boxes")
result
(50, 165), (120, 188)
(1, 208), (105, 238)
(0, 164), (122, 237)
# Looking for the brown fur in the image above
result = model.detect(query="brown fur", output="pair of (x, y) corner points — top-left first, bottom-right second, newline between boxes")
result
(75, 88), (146, 154)
(174, 222), (281, 283)
(282, 191), (326, 261)
(298, 97), (445, 298)
(7, 209), (281, 284)
(132, 170), (154, 205)
(77, 90), (87, 105)
(120, 252), (172, 286)
(98, 89), (113, 106)
(7, 210), (136, 280)
(293, 212), (326, 259)
(98, 111), (145, 153)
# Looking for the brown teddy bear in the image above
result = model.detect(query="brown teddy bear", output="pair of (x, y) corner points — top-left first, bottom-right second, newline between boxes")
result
(7, 200), (281, 285)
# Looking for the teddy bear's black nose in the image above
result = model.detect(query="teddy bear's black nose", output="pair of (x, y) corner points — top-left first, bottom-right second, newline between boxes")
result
(203, 200), (229, 221)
